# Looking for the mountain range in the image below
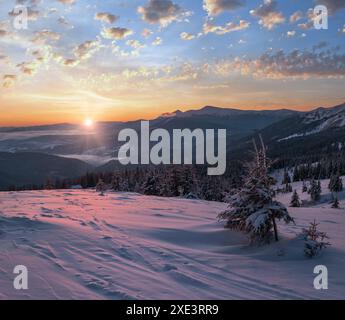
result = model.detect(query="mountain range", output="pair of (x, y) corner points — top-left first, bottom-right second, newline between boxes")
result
(1, 102), (345, 189)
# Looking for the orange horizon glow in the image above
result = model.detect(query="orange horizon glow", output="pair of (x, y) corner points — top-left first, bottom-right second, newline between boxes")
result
(1, 100), (344, 127)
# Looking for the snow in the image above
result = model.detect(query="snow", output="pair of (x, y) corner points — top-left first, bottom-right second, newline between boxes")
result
(0, 189), (344, 300)
(279, 104), (345, 142)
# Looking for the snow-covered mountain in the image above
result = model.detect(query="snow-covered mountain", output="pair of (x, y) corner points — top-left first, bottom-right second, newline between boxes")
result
(0, 106), (298, 162)
(233, 102), (345, 161)
(273, 103), (345, 142)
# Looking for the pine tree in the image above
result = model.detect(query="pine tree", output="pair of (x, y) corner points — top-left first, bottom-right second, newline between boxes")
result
(302, 181), (308, 193)
(329, 174), (343, 193)
(143, 174), (159, 196)
(302, 220), (330, 258)
(218, 138), (294, 244)
(96, 178), (106, 196)
(290, 190), (301, 207)
(282, 170), (291, 185)
(285, 183), (293, 193)
(309, 179), (321, 202)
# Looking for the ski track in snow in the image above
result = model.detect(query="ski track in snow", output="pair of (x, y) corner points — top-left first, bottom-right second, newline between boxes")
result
(0, 187), (345, 300)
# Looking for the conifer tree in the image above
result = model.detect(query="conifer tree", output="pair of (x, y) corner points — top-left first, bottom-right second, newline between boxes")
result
(309, 179), (321, 202)
(96, 178), (106, 196)
(282, 170), (291, 185)
(218, 138), (294, 244)
(290, 190), (301, 207)
(303, 220), (330, 258)
(302, 181), (308, 193)
(329, 174), (343, 193)
(285, 183), (293, 193)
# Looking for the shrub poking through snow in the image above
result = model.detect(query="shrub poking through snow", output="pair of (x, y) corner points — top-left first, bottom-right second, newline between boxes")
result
(290, 190), (301, 207)
(302, 220), (330, 258)
(331, 196), (340, 209)
(218, 137), (294, 244)
(96, 178), (106, 196)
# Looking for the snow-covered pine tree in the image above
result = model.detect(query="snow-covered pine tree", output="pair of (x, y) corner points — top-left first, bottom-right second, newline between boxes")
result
(285, 183), (293, 193)
(328, 174), (343, 193)
(218, 137), (294, 244)
(96, 178), (106, 196)
(282, 170), (291, 185)
(143, 174), (159, 196)
(308, 179), (321, 202)
(302, 220), (330, 258)
(290, 190), (301, 207)
(302, 181), (308, 193)
(111, 174), (120, 191)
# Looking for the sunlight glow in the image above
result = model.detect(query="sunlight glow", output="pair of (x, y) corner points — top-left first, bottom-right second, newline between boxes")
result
(84, 118), (94, 127)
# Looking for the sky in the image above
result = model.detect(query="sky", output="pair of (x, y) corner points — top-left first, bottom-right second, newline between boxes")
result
(0, 0), (345, 126)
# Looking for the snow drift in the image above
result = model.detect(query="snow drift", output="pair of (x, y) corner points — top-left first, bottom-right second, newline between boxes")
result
(0, 189), (344, 299)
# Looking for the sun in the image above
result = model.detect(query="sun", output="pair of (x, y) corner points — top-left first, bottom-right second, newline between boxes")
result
(84, 118), (94, 127)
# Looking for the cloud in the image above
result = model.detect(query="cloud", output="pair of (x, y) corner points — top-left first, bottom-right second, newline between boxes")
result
(138, 0), (188, 27)
(315, 0), (345, 14)
(101, 27), (133, 40)
(142, 28), (153, 38)
(152, 37), (162, 46)
(180, 32), (195, 41)
(16, 61), (38, 75)
(126, 39), (145, 50)
(63, 58), (79, 67)
(73, 40), (101, 60)
(95, 12), (118, 24)
(250, 0), (285, 30)
(0, 29), (8, 37)
(3, 75), (17, 88)
(203, 0), (245, 16)
(58, 16), (74, 29)
(290, 11), (303, 23)
(298, 9), (315, 30)
(57, 0), (75, 4)
(203, 19), (250, 35)
(213, 48), (345, 79)
(31, 29), (61, 43)
(312, 41), (328, 51)
(287, 30), (296, 37)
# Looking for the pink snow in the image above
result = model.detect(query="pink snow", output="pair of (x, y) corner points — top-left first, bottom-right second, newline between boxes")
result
(0, 189), (344, 300)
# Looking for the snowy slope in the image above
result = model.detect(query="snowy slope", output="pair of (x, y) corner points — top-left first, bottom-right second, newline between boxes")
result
(278, 103), (345, 141)
(0, 190), (344, 300)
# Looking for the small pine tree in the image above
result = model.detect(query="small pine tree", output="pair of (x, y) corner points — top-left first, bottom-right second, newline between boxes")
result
(218, 138), (294, 244)
(285, 183), (293, 193)
(282, 170), (291, 185)
(96, 178), (106, 196)
(302, 181), (308, 193)
(143, 174), (159, 196)
(329, 174), (343, 193)
(309, 179), (321, 202)
(302, 220), (330, 258)
(290, 190), (301, 207)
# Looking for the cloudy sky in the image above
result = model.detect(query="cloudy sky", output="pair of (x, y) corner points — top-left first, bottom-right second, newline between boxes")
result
(0, 0), (345, 126)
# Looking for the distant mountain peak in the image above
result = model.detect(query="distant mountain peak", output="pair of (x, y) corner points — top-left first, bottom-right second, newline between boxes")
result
(159, 110), (183, 118)
(157, 105), (298, 120)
